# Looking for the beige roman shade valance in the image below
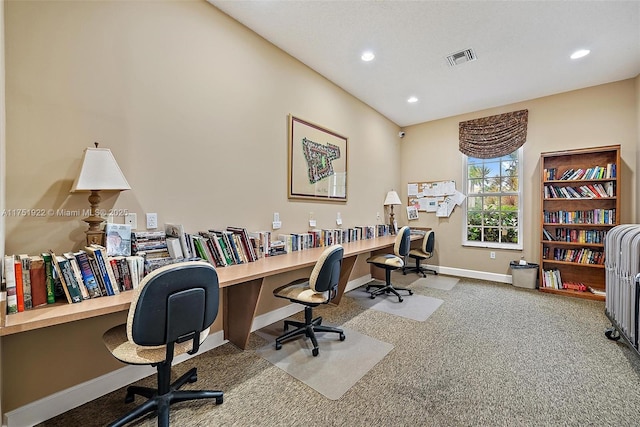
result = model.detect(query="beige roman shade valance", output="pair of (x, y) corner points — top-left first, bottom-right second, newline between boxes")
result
(459, 109), (528, 158)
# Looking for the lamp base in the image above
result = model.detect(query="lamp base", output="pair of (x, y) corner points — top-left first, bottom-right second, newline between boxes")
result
(85, 229), (104, 246)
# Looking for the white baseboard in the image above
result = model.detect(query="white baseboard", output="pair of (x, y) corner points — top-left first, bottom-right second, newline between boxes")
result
(3, 269), (505, 426)
(3, 331), (226, 427)
(437, 266), (512, 284)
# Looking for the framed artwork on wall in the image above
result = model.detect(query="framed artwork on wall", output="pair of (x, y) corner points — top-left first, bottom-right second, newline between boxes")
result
(288, 114), (348, 202)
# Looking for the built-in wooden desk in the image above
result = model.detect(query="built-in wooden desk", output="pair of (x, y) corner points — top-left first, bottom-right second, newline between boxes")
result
(1, 235), (413, 349)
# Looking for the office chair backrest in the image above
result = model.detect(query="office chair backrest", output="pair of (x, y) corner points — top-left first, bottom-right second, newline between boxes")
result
(394, 226), (411, 257)
(310, 245), (344, 293)
(422, 230), (435, 254)
(128, 261), (219, 349)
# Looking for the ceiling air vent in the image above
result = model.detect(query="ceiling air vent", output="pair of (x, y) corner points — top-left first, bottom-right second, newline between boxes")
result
(446, 48), (477, 67)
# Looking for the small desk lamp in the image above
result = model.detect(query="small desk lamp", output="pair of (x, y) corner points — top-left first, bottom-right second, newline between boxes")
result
(71, 143), (131, 246)
(384, 190), (402, 234)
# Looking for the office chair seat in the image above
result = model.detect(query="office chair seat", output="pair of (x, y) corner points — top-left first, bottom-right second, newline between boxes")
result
(273, 245), (345, 357)
(403, 230), (438, 277)
(102, 261), (223, 427)
(366, 226), (413, 302)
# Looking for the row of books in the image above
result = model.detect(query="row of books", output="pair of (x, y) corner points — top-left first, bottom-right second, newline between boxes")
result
(543, 208), (616, 225)
(543, 164), (616, 181)
(543, 182), (614, 199)
(3, 245), (145, 314)
(277, 225), (391, 254)
(149, 223), (392, 270)
(542, 227), (607, 244)
(542, 246), (604, 265)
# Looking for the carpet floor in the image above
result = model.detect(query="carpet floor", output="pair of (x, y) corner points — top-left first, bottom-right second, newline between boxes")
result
(38, 273), (640, 426)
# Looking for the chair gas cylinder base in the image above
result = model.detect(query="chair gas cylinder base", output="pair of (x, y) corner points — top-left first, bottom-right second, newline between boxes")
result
(273, 245), (345, 357)
(366, 226), (413, 303)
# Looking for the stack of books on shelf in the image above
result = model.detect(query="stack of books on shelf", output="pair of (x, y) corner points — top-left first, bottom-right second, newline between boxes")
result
(543, 183), (613, 199)
(2, 246), (146, 314)
(132, 231), (179, 272)
(543, 208), (616, 225)
(543, 227), (608, 243)
(551, 164), (616, 181)
(541, 268), (563, 289)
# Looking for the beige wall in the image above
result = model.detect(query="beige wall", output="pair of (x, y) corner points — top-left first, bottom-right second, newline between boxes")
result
(2, 0), (639, 416)
(401, 79), (638, 274)
(2, 0), (400, 412)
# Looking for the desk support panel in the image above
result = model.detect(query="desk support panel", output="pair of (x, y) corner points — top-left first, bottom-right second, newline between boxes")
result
(333, 254), (357, 305)
(224, 278), (263, 350)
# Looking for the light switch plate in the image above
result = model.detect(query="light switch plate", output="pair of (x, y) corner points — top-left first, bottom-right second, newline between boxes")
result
(146, 213), (158, 229)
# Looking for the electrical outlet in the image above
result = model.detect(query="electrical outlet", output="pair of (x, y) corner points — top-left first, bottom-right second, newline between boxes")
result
(490, 251), (496, 259)
(125, 213), (137, 230)
(146, 213), (158, 229)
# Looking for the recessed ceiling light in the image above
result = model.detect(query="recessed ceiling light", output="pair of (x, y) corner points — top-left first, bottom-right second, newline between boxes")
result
(361, 51), (375, 62)
(570, 49), (590, 59)
(407, 96), (418, 103)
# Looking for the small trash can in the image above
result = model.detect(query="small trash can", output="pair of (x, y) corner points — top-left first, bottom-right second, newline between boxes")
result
(510, 261), (539, 289)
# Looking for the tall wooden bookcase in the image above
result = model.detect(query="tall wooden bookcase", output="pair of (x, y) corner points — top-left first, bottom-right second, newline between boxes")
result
(539, 145), (620, 301)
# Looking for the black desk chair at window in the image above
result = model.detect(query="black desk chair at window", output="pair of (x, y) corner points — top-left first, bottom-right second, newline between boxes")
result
(273, 245), (345, 357)
(366, 226), (413, 302)
(403, 229), (438, 277)
(102, 261), (223, 427)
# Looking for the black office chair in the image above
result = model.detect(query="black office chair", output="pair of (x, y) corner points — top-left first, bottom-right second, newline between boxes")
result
(102, 261), (223, 427)
(403, 230), (438, 277)
(273, 245), (345, 357)
(366, 226), (413, 302)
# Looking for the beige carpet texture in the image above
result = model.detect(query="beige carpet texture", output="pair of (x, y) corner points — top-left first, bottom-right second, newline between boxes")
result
(38, 273), (640, 426)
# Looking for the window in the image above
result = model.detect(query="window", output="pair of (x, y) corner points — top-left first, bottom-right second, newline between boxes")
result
(463, 148), (523, 249)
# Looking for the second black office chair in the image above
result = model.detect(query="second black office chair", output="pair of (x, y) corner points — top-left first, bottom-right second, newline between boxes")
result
(366, 226), (413, 302)
(273, 245), (345, 357)
(403, 229), (438, 277)
(102, 261), (223, 427)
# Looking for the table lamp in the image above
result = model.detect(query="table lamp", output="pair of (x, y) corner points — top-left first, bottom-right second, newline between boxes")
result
(71, 143), (131, 245)
(384, 190), (402, 234)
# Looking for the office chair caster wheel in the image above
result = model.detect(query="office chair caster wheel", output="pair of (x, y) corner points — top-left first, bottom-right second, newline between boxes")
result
(369, 294), (375, 299)
(408, 290), (413, 295)
(339, 333), (346, 341)
(312, 348), (319, 357)
(188, 373), (198, 383)
(275, 341), (282, 350)
(398, 297), (403, 303)
(124, 393), (135, 404)
(605, 327), (621, 341)
(216, 396), (224, 405)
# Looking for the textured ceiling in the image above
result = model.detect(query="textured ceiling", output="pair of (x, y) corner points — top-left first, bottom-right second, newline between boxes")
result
(209, 1), (640, 127)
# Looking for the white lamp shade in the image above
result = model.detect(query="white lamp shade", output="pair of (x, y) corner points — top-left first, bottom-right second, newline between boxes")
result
(71, 147), (131, 192)
(384, 190), (402, 206)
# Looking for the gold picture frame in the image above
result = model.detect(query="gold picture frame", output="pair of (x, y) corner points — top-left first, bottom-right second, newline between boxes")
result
(288, 115), (348, 202)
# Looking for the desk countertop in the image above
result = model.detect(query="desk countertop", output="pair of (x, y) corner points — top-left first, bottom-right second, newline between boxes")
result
(0, 235), (405, 336)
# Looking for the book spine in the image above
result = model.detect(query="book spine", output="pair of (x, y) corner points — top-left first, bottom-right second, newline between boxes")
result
(91, 249), (115, 296)
(20, 256), (32, 310)
(4, 255), (18, 314)
(59, 258), (83, 303)
(14, 260), (24, 312)
(75, 252), (102, 298)
(41, 253), (57, 304)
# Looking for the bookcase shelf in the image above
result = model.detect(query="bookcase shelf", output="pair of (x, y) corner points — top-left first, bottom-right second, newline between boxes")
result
(540, 145), (620, 301)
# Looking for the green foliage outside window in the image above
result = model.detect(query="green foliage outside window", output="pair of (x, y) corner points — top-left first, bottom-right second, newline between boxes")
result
(465, 150), (521, 246)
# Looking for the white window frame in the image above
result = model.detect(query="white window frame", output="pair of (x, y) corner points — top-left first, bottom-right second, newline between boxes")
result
(462, 147), (523, 250)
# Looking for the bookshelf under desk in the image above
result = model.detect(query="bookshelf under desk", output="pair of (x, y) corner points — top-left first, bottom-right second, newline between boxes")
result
(1, 234), (416, 349)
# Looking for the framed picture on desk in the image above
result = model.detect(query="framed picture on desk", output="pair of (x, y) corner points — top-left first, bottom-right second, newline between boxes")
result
(288, 114), (348, 202)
